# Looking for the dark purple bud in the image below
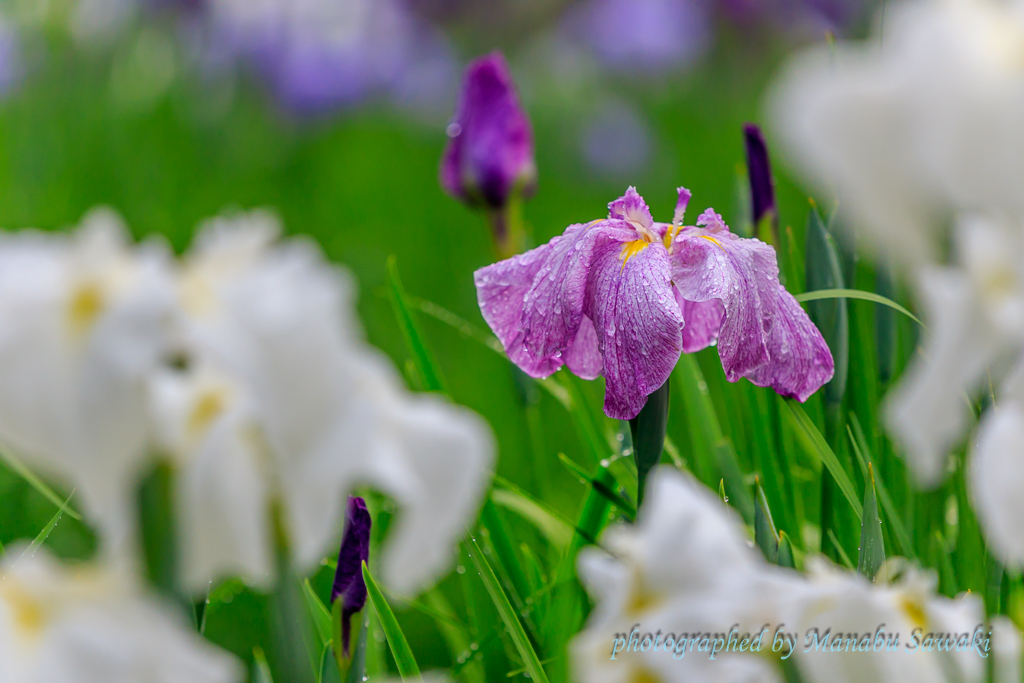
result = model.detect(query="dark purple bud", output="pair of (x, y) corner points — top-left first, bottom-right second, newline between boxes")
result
(743, 123), (776, 230)
(331, 496), (371, 657)
(440, 52), (536, 210)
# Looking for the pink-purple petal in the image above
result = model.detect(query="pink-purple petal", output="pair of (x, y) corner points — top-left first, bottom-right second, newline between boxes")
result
(586, 241), (683, 420)
(673, 186), (692, 225)
(745, 286), (834, 401)
(564, 314), (603, 380)
(676, 295), (725, 353)
(520, 221), (633, 361)
(670, 231), (778, 380)
(474, 241), (564, 378)
(607, 186), (654, 231)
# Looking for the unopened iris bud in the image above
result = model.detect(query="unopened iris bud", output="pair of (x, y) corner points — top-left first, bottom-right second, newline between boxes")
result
(743, 123), (777, 244)
(441, 52), (536, 257)
(331, 496), (371, 659)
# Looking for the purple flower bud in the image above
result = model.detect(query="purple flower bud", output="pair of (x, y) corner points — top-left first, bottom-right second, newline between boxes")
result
(440, 52), (536, 210)
(331, 496), (371, 657)
(743, 123), (776, 230)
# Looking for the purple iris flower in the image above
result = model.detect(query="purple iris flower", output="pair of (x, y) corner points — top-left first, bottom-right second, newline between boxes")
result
(474, 187), (834, 419)
(331, 496), (371, 657)
(440, 52), (536, 210)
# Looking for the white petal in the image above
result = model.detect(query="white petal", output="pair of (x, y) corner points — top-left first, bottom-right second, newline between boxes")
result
(885, 267), (1002, 487)
(993, 616), (1023, 683)
(970, 402), (1024, 568)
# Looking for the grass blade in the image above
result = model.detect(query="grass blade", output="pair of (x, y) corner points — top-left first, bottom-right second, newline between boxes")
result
(303, 579), (332, 648)
(386, 255), (447, 394)
(629, 379), (669, 506)
(466, 535), (550, 683)
(491, 486), (572, 551)
(794, 289), (922, 327)
(361, 561), (421, 680)
(847, 416), (914, 558)
(0, 451), (82, 521)
(782, 400), (862, 520)
(804, 206), (848, 406)
(18, 489), (75, 560)
(254, 647), (275, 683)
(857, 464), (885, 582)
(754, 480), (779, 563)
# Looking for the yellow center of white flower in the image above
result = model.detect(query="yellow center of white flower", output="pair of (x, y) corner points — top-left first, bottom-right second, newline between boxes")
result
(187, 386), (231, 441)
(66, 281), (105, 338)
(0, 578), (46, 639)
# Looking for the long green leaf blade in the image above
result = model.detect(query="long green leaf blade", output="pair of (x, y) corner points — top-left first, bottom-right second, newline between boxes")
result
(303, 579), (332, 648)
(361, 561), (421, 680)
(386, 255), (447, 394)
(466, 535), (550, 683)
(19, 489), (75, 560)
(0, 451), (82, 521)
(846, 417), (914, 558)
(754, 480), (779, 563)
(857, 464), (886, 582)
(782, 400), (862, 520)
(491, 487), (572, 551)
(795, 289), (922, 327)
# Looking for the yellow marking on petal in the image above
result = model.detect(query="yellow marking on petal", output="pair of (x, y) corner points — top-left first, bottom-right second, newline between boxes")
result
(631, 667), (663, 683)
(899, 595), (927, 631)
(187, 387), (229, 440)
(67, 282), (105, 338)
(624, 568), (663, 616)
(1, 580), (46, 638)
(700, 235), (727, 251)
(619, 240), (649, 270)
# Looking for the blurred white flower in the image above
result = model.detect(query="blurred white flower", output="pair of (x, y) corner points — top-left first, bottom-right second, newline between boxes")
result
(0, 208), (176, 554)
(0, 546), (241, 683)
(572, 467), (788, 682)
(885, 213), (1024, 486)
(573, 467), (1019, 683)
(781, 559), (986, 683)
(768, 0), (1024, 268)
(151, 211), (494, 595)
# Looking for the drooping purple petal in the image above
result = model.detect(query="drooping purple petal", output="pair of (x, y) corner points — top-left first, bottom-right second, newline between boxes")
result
(520, 221), (634, 362)
(474, 239), (564, 377)
(670, 228), (779, 380)
(743, 124), (776, 228)
(564, 314), (603, 380)
(745, 286), (834, 401)
(331, 496), (372, 657)
(440, 52), (536, 209)
(585, 239), (683, 420)
(676, 295), (725, 353)
(608, 186), (654, 232)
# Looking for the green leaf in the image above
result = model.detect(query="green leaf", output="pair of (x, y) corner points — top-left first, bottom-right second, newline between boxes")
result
(629, 379), (670, 506)
(874, 265), (899, 382)
(782, 400), (862, 520)
(254, 648), (275, 683)
(491, 486), (572, 551)
(846, 416), (914, 558)
(803, 206), (848, 406)
(754, 480), (779, 563)
(361, 561), (421, 680)
(777, 531), (796, 569)
(557, 453), (636, 523)
(319, 642), (341, 683)
(794, 289), (922, 327)
(0, 450), (82, 521)
(827, 529), (855, 569)
(857, 464), (886, 582)
(386, 255), (447, 394)
(303, 580), (332, 649)
(20, 488), (75, 558)
(715, 438), (755, 525)
(466, 535), (550, 683)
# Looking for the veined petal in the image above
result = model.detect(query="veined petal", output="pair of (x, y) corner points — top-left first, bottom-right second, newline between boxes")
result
(885, 266), (1002, 487)
(745, 287), (834, 402)
(971, 402), (1024, 568)
(564, 314), (602, 380)
(607, 186), (654, 233)
(670, 229), (779, 381)
(586, 240), (682, 420)
(676, 295), (724, 354)
(474, 239), (563, 377)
